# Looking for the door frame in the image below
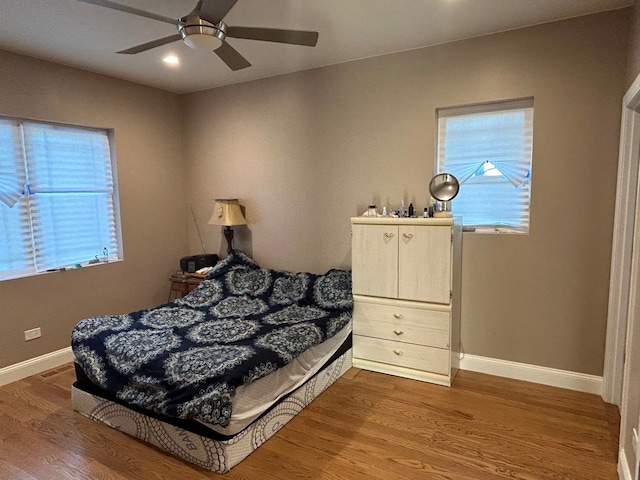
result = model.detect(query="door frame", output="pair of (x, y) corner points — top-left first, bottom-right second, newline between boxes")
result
(603, 73), (640, 406)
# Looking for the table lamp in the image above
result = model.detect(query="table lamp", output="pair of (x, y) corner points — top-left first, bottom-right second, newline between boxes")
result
(208, 199), (247, 254)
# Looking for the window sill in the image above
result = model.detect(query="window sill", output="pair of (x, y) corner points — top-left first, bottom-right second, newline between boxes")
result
(0, 258), (122, 282)
(462, 226), (528, 235)
(45, 257), (123, 273)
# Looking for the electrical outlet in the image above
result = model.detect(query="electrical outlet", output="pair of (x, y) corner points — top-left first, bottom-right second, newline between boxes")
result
(24, 327), (41, 341)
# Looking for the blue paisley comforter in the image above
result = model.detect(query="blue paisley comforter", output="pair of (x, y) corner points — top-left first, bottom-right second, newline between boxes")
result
(71, 250), (352, 427)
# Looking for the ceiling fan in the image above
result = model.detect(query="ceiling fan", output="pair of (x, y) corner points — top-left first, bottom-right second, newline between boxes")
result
(76, 0), (319, 71)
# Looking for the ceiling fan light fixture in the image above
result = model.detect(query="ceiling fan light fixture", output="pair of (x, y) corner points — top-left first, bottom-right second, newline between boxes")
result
(85, 0), (319, 71)
(179, 20), (226, 50)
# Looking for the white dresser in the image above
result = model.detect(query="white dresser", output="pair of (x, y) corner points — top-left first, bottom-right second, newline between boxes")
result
(350, 217), (462, 386)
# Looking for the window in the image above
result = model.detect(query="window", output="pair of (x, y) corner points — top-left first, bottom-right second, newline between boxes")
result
(0, 117), (121, 281)
(436, 98), (534, 233)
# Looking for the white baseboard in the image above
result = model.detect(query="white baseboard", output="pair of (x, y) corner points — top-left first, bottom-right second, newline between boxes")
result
(619, 448), (633, 480)
(0, 348), (603, 395)
(459, 354), (603, 395)
(0, 347), (74, 387)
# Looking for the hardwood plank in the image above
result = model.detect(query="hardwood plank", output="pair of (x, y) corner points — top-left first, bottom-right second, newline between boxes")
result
(0, 364), (619, 479)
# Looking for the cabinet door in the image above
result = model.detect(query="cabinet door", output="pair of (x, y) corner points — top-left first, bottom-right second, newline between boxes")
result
(352, 224), (398, 298)
(398, 225), (452, 304)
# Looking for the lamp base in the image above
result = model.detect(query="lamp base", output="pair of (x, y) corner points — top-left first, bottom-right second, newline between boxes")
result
(223, 226), (234, 255)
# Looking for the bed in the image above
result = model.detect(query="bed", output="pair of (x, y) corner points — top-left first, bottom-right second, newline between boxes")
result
(71, 250), (353, 472)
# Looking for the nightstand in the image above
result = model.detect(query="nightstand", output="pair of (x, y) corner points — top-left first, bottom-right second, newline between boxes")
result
(168, 273), (205, 302)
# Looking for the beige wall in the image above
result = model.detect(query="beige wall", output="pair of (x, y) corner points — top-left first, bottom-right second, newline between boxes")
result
(0, 50), (188, 368)
(184, 9), (629, 376)
(627, 1), (640, 87)
(0, 9), (630, 377)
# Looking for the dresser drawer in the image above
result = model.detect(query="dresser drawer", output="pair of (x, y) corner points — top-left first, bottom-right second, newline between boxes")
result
(353, 335), (449, 375)
(353, 299), (450, 348)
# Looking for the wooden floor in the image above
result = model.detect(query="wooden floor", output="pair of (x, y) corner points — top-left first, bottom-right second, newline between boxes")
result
(0, 364), (620, 480)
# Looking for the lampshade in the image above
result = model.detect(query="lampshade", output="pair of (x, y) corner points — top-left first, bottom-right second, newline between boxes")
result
(208, 199), (247, 227)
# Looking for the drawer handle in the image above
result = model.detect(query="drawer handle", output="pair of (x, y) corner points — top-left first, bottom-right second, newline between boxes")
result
(384, 232), (395, 238)
(393, 313), (404, 319)
(393, 330), (404, 336)
(393, 349), (404, 356)
(403, 233), (414, 239)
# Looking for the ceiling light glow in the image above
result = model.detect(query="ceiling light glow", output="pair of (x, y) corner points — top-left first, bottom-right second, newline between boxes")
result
(163, 55), (180, 65)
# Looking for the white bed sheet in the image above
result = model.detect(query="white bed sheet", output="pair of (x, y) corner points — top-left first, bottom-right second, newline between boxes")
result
(204, 322), (352, 436)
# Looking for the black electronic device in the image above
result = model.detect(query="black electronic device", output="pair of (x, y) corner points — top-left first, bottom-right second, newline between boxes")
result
(180, 254), (218, 273)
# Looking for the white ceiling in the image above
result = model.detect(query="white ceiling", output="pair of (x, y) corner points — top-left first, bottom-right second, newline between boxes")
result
(0, 0), (633, 94)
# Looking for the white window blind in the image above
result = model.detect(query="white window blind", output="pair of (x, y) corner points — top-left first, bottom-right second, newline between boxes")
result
(0, 118), (120, 280)
(436, 98), (534, 233)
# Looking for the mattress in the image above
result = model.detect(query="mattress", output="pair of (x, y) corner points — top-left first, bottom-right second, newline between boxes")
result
(72, 345), (353, 473)
(72, 250), (353, 429)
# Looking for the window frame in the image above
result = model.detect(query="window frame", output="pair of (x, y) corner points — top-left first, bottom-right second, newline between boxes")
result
(435, 97), (534, 235)
(0, 115), (123, 281)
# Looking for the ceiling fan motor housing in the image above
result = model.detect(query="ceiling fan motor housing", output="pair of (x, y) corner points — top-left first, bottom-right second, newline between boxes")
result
(178, 16), (226, 50)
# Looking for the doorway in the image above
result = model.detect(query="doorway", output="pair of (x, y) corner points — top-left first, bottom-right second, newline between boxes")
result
(604, 73), (640, 479)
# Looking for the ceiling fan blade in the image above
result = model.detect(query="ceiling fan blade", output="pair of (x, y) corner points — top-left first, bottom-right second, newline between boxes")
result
(199, 0), (238, 24)
(226, 27), (319, 47)
(117, 34), (182, 54)
(214, 41), (251, 71)
(75, 0), (176, 25)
